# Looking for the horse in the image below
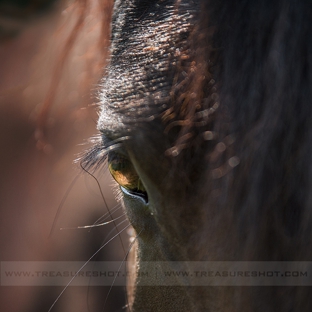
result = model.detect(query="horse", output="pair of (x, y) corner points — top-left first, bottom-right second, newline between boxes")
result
(2, 0), (312, 311)
(81, 0), (312, 311)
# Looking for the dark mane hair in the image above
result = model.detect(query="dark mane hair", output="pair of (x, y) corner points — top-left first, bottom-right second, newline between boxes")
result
(166, 0), (312, 258)
(156, 2), (312, 309)
(214, 0), (311, 247)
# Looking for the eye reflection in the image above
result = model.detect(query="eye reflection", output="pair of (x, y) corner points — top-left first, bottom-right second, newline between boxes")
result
(108, 152), (147, 197)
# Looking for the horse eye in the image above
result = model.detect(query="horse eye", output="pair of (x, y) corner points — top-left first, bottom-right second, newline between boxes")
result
(108, 152), (148, 201)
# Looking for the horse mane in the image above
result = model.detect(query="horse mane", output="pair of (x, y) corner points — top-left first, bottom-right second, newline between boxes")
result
(165, 0), (312, 260)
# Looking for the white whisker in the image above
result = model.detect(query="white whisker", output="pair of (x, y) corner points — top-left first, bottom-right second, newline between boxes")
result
(93, 202), (123, 225)
(48, 223), (131, 312)
(103, 229), (142, 312)
(76, 213), (127, 229)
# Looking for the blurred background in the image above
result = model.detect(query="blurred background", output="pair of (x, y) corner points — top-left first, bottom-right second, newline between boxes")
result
(0, 0), (129, 311)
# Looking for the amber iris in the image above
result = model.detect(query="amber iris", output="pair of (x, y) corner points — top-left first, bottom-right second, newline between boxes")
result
(108, 153), (146, 194)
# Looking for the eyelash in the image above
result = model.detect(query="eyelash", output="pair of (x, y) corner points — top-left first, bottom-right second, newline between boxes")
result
(79, 135), (148, 203)
(79, 142), (108, 171)
(79, 135), (126, 171)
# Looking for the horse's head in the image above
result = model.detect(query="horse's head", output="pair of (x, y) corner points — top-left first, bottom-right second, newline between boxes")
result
(85, 0), (312, 310)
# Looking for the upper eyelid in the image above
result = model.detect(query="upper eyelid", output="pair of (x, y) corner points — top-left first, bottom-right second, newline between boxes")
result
(100, 133), (131, 156)
(101, 133), (114, 148)
(79, 135), (127, 172)
(100, 132), (131, 147)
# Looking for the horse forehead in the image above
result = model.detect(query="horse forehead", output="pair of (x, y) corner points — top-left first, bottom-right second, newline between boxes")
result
(97, 0), (198, 136)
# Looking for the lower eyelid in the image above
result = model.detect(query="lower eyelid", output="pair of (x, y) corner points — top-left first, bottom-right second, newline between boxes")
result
(121, 186), (148, 204)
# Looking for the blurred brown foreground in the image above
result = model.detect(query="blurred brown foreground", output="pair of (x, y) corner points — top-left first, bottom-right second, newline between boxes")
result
(0, 1), (128, 311)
